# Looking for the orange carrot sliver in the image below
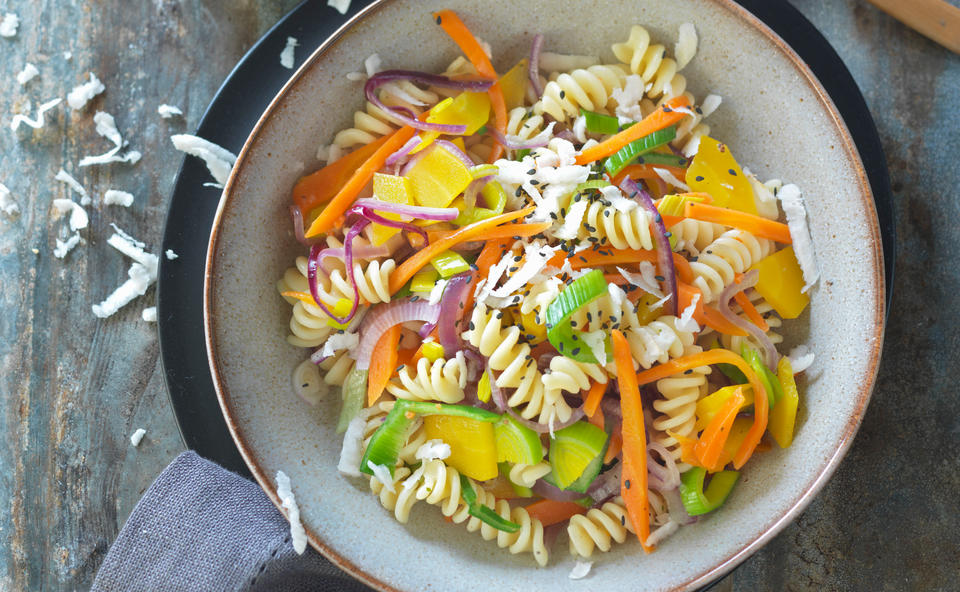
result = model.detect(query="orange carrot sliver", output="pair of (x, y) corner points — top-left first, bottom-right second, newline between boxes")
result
(734, 291), (769, 331)
(677, 282), (748, 336)
(693, 386), (746, 471)
(292, 134), (391, 218)
(524, 500), (588, 527)
(633, 349), (768, 469)
(280, 290), (315, 305)
(570, 249), (694, 285)
(684, 202), (792, 244)
(389, 206), (534, 294)
(426, 221), (550, 244)
(461, 237), (511, 318)
(432, 10), (506, 163)
(604, 426), (623, 465)
(583, 380), (607, 419)
(576, 96), (691, 165)
(367, 324), (402, 406)
(305, 126), (416, 238)
(611, 330), (653, 553)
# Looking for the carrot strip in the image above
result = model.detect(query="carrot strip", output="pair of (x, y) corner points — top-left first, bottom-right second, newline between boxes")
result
(524, 500), (588, 527)
(611, 330), (653, 553)
(389, 206), (534, 294)
(367, 324), (403, 406)
(305, 126), (416, 237)
(684, 202), (792, 244)
(734, 291), (769, 331)
(633, 349), (768, 469)
(604, 426), (623, 465)
(432, 10), (507, 163)
(587, 406), (605, 431)
(693, 386), (746, 471)
(426, 221), (550, 243)
(292, 134), (391, 218)
(569, 249), (694, 285)
(677, 282), (748, 336)
(576, 96), (691, 165)
(611, 164), (687, 188)
(280, 290), (315, 305)
(583, 380), (607, 419)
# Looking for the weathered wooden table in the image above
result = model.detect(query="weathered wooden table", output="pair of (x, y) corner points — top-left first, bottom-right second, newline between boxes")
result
(0, 1), (956, 590)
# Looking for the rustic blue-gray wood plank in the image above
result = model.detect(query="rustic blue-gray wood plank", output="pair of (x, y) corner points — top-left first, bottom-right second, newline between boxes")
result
(0, 1), (956, 590)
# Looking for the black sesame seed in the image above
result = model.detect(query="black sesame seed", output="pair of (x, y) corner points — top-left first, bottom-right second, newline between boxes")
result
(571, 347), (580, 356)
(625, 479), (631, 489)
(655, 275), (665, 282)
(530, 179), (540, 186)
(664, 231), (672, 238)
(468, 321), (475, 330)
(695, 175), (704, 182)
(559, 90), (566, 99)
(662, 106), (672, 113)
(410, 295), (419, 302)
(527, 168), (537, 175)
(684, 369), (693, 374)
(515, 187), (523, 197)
(728, 168), (737, 176)
(435, 15), (441, 24)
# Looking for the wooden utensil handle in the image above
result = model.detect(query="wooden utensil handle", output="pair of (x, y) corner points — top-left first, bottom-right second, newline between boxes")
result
(866, 0), (960, 53)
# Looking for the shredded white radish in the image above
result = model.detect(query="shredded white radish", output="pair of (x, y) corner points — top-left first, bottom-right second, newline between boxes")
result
(778, 184), (819, 292)
(16, 63), (39, 86)
(10, 98), (62, 132)
(415, 439), (451, 462)
(51, 199), (89, 232)
(141, 307), (157, 322)
(0, 13), (19, 38)
(0, 182), (19, 217)
(569, 560), (593, 580)
(170, 134), (237, 186)
(53, 233), (82, 259)
(103, 190), (134, 207)
(66, 73), (105, 110)
(129, 428), (147, 447)
(275, 471), (308, 554)
(675, 23), (698, 70)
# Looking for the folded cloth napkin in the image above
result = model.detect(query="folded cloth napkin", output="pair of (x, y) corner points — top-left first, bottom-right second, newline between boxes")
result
(91, 451), (373, 592)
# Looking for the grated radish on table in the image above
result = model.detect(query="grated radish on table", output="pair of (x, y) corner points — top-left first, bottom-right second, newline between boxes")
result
(92, 227), (160, 319)
(10, 98), (62, 132)
(53, 233), (82, 259)
(0, 13), (19, 38)
(79, 112), (142, 167)
(141, 307), (157, 322)
(280, 37), (298, 69)
(66, 73), (105, 110)
(129, 428), (147, 447)
(157, 104), (183, 119)
(16, 63), (39, 86)
(0, 182), (19, 217)
(103, 190), (134, 207)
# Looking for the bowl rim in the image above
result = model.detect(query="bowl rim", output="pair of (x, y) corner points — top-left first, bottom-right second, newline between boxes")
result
(203, 1), (886, 590)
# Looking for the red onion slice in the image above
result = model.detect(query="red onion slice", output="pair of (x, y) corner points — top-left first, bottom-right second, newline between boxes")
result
(587, 464), (622, 503)
(647, 441), (681, 491)
(619, 177), (677, 316)
(385, 135), (423, 167)
(307, 244), (348, 324)
(660, 486), (696, 525)
(355, 299), (441, 370)
(352, 198), (459, 221)
(528, 33), (545, 99)
(463, 175), (495, 210)
(316, 243), (391, 270)
(289, 205), (321, 247)
(437, 273), (472, 353)
(365, 70), (494, 134)
(718, 268), (779, 369)
(532, 479), (587, 503)
(434, 139), (475, 167)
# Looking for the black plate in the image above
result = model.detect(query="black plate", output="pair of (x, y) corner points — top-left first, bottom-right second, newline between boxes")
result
(157, 0), (895, 585)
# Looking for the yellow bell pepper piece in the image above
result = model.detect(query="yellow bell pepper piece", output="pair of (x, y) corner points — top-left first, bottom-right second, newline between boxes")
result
(635, 293), (665, 326)
(769, 357), (800, 448)
(750, 246), (810, 319)
(498, 59), (529, 111)
(514, 307), (547, 344)
(406, 145), (474, 209)
(423, 414), (498, 480)
(419, 341), (445, 363)
(695, 384), (753, 432)
(326, 298), (353, 329)
(415, 91), (491, 151)
(685, 136), (757, 214)
(706, 417), (754, 472)
(369, 173), (414, 245)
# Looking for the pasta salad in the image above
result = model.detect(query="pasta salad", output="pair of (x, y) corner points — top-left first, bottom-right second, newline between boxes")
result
(278, 9), (818, 568)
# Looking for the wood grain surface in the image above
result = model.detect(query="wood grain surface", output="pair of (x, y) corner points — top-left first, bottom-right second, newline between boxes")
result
(0, 1), (956, 590)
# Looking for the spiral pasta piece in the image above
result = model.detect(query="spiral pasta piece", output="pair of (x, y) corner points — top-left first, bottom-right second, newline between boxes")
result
(534, 64), (629, 123)
(278, 256), (396, 347)
(668, 219), (727, 256)
(651, 345), (710, 471)
(399, 460), (549, 566)
(508, 462), (552, 488)
(505, 107), (548, 143)
(318, 349), (355, 387)
(611, 25), (687, 101)
(370, 466), (419, 523)
(463, 304), (554, 423)
(690, 230), (774, 304)
(580, 199), (655, 251)
(385, 352), (468, 403)
(332, 82), (440, 153)
(567, 497), (635, 558)
(542, 356), (607, 422)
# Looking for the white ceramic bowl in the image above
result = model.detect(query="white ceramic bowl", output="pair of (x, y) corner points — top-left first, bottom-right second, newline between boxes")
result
(205, 1), (885, 590)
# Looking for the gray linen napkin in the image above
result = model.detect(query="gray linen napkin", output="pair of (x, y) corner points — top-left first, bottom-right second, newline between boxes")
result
(91, 451), (373, 592)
